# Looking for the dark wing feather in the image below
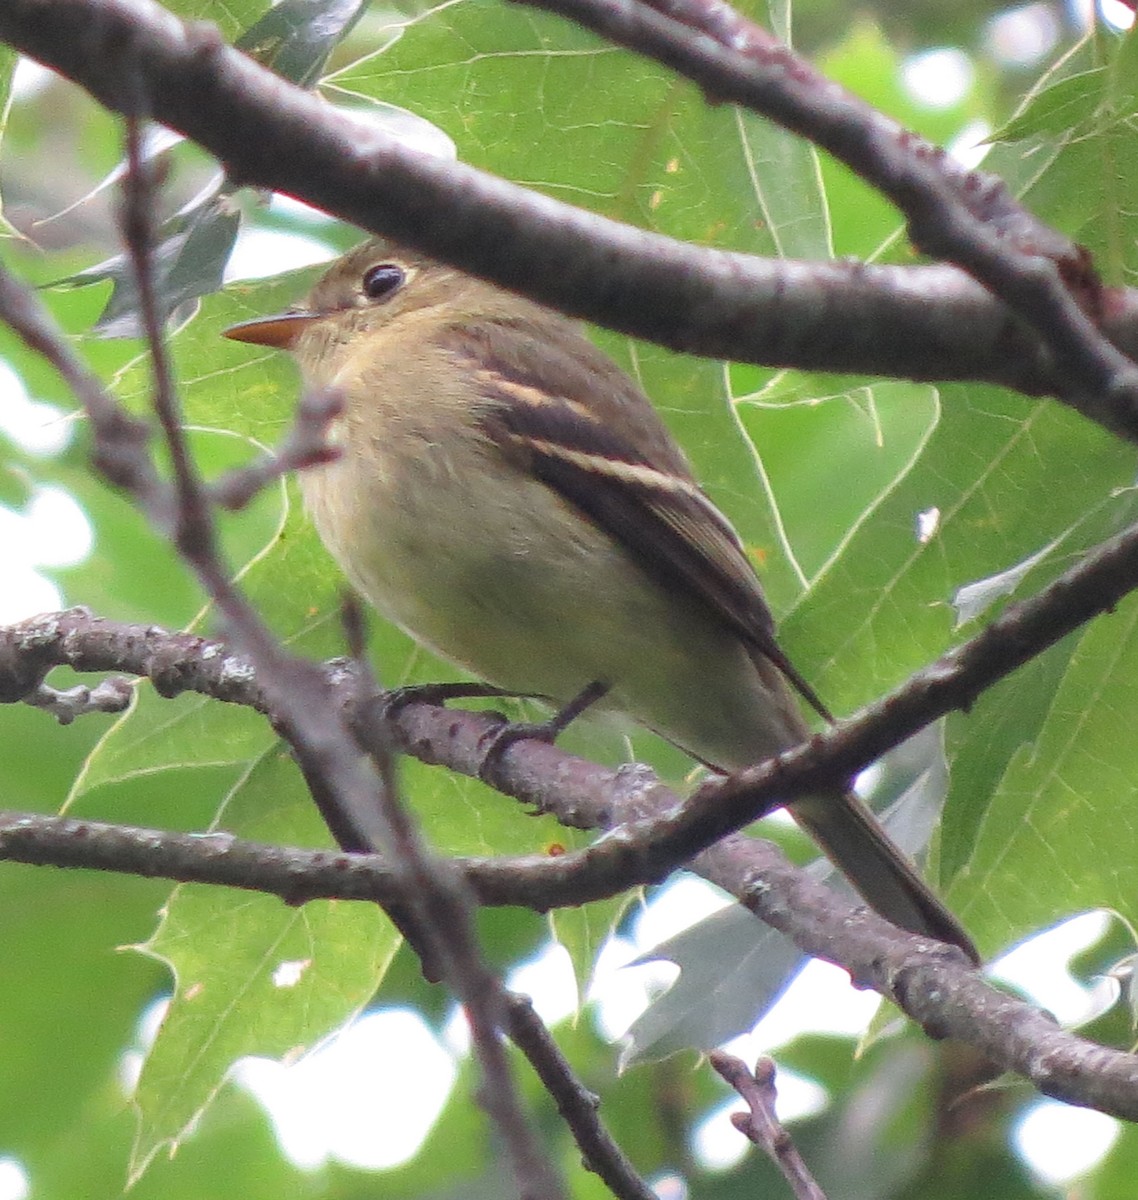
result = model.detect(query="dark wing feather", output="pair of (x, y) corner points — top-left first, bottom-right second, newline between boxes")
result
(441, 318), (832, 721)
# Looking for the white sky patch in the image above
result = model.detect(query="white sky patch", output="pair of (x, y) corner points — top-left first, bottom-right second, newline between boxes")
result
(120, 996), (171, 1097)
(0, 357), (73, 455)
(224, 229), (339, 282)
(10, 56), (54, 101)
(649, 1171), (688, 1200)
(589, 877), (727, 1041)
(751, 958), (881, 1044)
(1100, 0), (1135, 30)
(443, 940), (580, 1056)
(986, 3), (1062, 65)
(948, 119), (993, 168)
(591, 876), (883, 1055)
(1014, 1099), (1119, 1186)
(269, 194), (337, 224)
(901, 47), (974, 109)
(0, 486), (85, 570)
(990, 910), (1112, 1026)
(0, 487), (92, 621)
(0, 563), (62, 625)
(589, 934), (679, 1043)
(507, 941), (578, 1025)
(632, 876), (732, 948)
(236, 1009), (456, 1171)
(0, 355), (89, 621)
(21, 487), (92, 566)
(0, 1160), (29, 1200)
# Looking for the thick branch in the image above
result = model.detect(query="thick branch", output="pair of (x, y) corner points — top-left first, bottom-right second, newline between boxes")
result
(7, 463), (1138, 905)
(5, 805), (1138, 1122)
(521, 0), (1138, 429)
(2, 0), (1138, 436)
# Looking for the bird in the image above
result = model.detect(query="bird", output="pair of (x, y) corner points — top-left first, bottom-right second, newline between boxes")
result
(224, 235), (978, 964)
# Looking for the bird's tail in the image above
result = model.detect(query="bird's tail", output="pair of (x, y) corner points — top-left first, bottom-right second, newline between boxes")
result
(790, 789), (979, 964)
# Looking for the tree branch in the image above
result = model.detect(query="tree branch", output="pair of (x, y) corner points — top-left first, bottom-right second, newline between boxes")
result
(505, 994), (659, 1200)
(7, 799), (1138, 1122)
(340, 610), (567, 1200)
(520, 0), (1138, 428)
(2, 0), (1138, 437)
(8, 454), (1138, 913)
(710, 1052), (825, 1200)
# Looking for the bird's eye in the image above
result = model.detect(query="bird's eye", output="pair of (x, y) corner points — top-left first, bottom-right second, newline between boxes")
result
(361, 263), (406, 302)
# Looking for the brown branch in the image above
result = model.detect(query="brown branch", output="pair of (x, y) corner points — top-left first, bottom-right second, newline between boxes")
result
(505, 994), (658, 1200)
(709, 1052), (826, 1200)
(7, 802), (1138, 1123)
(341, 607), (566, 1200)
(520, 0), (1138, 426)
(3, 0), (1138, 437)
(7, 453), (1138, 907)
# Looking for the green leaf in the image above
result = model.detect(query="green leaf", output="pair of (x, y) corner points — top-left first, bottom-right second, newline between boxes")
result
(162, 0), (271, 41)
(129, 746), (399, 1181)
(951, 589), (1138, 940)
(989, 68), (1108, 142)
(237, 0), (370, 86)
(984, 30), (1138, 286)
(0, 45), (17, 182)
(75, 192), (240, 338)
(325, 0), (829, 257)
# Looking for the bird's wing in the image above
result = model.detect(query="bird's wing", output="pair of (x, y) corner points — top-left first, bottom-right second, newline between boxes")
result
(441, 318), (831, 721)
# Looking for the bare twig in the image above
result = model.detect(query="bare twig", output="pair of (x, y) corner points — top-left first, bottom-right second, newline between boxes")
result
(710, 1051), (826, 1200)
(213, 386), (344, 511)
(7, 803), (1138, 1123)
(343, 601), (566, 1200)
(123, 119), (391, 854)
(0, 250), (164, 510)
(22, 677), (133, 723)
(505, 993), (658, 1200)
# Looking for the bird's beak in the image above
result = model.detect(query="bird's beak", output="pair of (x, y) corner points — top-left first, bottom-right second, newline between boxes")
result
(222, 311), (324, 349)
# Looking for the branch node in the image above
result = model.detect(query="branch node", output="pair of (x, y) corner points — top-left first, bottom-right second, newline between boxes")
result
(24, 677), (134, 724)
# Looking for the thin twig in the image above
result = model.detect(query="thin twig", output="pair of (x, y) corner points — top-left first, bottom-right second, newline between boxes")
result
(22, 677), (133, 723)
(343, 602), (566, 1200)
(506, 994), (657, 1200)
(709, 1052), (826, 1200)
(213, 386), (344, 511)
(116, 115), (390, 854)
